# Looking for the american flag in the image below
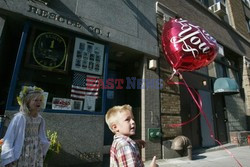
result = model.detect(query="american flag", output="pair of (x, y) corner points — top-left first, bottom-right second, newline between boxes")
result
(71, 72), (100, 100)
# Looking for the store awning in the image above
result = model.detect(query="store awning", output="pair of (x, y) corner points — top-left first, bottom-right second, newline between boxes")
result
(213, 77), (239, 95)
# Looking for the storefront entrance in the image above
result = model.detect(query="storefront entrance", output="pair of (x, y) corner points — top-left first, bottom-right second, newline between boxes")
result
(180, 86), (201, 149)
(104, 52), (142, 145)
(213, 94), (228, 144)
(180, 72), (228, 149)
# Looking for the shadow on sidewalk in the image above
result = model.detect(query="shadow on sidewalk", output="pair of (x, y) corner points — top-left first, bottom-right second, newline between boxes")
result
(192, 155), (207, 160)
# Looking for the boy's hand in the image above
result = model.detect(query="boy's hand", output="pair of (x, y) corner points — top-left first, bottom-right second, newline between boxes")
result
(150, 156), (158, 167)
(134, 139), (146, 149)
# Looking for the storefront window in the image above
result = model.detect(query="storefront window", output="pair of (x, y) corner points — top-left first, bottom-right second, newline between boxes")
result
(242, 0), (250, 8)
(11, 24), (106, 114)
(215, 62), (227, 77)
(215, 56), (240, 85)
(246, 17), (250, 32)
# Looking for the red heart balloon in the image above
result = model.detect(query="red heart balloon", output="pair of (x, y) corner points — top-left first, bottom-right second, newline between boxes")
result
(161, 18), (218, 72)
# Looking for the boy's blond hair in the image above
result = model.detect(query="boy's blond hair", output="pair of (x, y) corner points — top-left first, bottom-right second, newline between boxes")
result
(105, 104), (132, 133)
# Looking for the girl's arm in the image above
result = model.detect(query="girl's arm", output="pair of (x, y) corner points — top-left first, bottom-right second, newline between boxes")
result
(38, 116), (50, 156)
(1, 114), (25, 166)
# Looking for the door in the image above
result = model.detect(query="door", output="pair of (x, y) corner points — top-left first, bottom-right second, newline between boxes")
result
(213, 94), (228, 144)
(180, 86), (201, 149)
(103, 70), (121, 145)
(199, 90), (216, 147)
(104, 59), (141, 145)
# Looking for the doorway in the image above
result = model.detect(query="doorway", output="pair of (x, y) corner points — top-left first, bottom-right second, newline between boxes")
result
(103, 57), (142, 145)
(213, 94), (228, 144)
(180, 86), (201, 149)
(199, 90), (216, 147)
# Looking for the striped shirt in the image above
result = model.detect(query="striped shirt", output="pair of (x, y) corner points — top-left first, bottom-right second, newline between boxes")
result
(110, 135), (144, 167)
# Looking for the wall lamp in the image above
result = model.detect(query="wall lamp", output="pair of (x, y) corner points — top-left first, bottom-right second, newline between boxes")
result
(149, 59), (157, 70)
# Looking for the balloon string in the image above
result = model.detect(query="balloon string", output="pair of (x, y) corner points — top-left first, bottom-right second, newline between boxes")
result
(166, 69), (177, 83)
(165, 72), (243, 167)
(166, 81), (201, 128)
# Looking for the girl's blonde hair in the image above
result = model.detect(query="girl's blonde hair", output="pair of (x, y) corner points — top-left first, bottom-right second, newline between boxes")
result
(17, 86), (44, 114)
(105, 104), (132, 133)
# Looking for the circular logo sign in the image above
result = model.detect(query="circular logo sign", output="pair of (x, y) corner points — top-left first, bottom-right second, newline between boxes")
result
(33, 32), (67, 69)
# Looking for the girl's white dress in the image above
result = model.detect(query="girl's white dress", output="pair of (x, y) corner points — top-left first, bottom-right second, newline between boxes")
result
(12, 116), (44, 166)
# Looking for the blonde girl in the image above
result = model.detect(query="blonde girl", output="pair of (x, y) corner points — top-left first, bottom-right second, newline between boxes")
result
(1, 86), (50, 167)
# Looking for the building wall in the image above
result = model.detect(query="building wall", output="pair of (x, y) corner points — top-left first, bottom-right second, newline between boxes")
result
(156, 10), (183, 158)
(0, 0), (158, 57)
(243, 58), (250, 113)
(243, 57), (250, 130)
(1, 0), (249, 164)
(158, 0), (250, 57)
(4, 110), (105, 166)
(141, 56), (162, 160)
(157, 0), (249, 153)
(0, 0), (160, 165)
(230, 0), (250, 131)
(227, 0), (250, 132)
(225, 95), (247, 132)
(157, 14), (182, 139)
(227, 0), (250, 39)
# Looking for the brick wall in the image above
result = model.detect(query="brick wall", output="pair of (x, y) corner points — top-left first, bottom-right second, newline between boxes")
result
(243, 57), (250, 130)
(157, 14), (182, 140)
(225, 57), (246, 132)
(243, 57), (250, 116)
(227, 0), (250, 39)
(225, 95), (247, 131)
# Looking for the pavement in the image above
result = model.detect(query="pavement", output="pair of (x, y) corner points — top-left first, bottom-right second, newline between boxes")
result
(144, 144), (250, 167)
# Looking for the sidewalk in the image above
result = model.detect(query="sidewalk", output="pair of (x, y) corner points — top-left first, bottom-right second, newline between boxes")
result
(145, 144), (250, 167)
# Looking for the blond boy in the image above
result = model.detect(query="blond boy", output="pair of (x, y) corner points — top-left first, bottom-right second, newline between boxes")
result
(105, 104), (157, 167)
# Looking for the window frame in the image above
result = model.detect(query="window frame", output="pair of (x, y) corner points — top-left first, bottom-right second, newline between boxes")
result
(6, 21), (109, 115)
(246, 17), (250, 33)
(214, 56), (240, 86)
(242, 0), (250, 8)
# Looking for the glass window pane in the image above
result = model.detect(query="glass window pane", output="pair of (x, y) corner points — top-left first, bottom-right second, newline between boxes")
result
(12, 26), (105, 113)
(215, 62), (227, 77)
(227, 68), (240, 84)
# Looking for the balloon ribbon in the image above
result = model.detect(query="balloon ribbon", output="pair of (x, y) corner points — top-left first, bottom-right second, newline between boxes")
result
(166, 71), (243, 167)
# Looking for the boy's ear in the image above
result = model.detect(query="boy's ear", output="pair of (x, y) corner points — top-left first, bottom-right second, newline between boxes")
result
(111, 123), (117, 132)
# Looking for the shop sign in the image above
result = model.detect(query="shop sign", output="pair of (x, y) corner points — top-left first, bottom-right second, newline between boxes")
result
(52, 98), (72, 110)
(33, 32), (67, 70)
(27, 5), (111, 38)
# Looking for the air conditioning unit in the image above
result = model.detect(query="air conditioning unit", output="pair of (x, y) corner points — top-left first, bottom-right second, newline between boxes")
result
(208, 2), (227, 17)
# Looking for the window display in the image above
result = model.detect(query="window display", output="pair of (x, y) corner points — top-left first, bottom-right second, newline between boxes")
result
(70, 71), (100, 99)
(71, 38), (105, 75)
(25, 29), (69, 73)
(12, 25), (105, 113)
(52, 97), (71, 110)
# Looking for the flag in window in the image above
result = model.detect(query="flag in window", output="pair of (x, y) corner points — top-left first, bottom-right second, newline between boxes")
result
(71, 72), (100, 100)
